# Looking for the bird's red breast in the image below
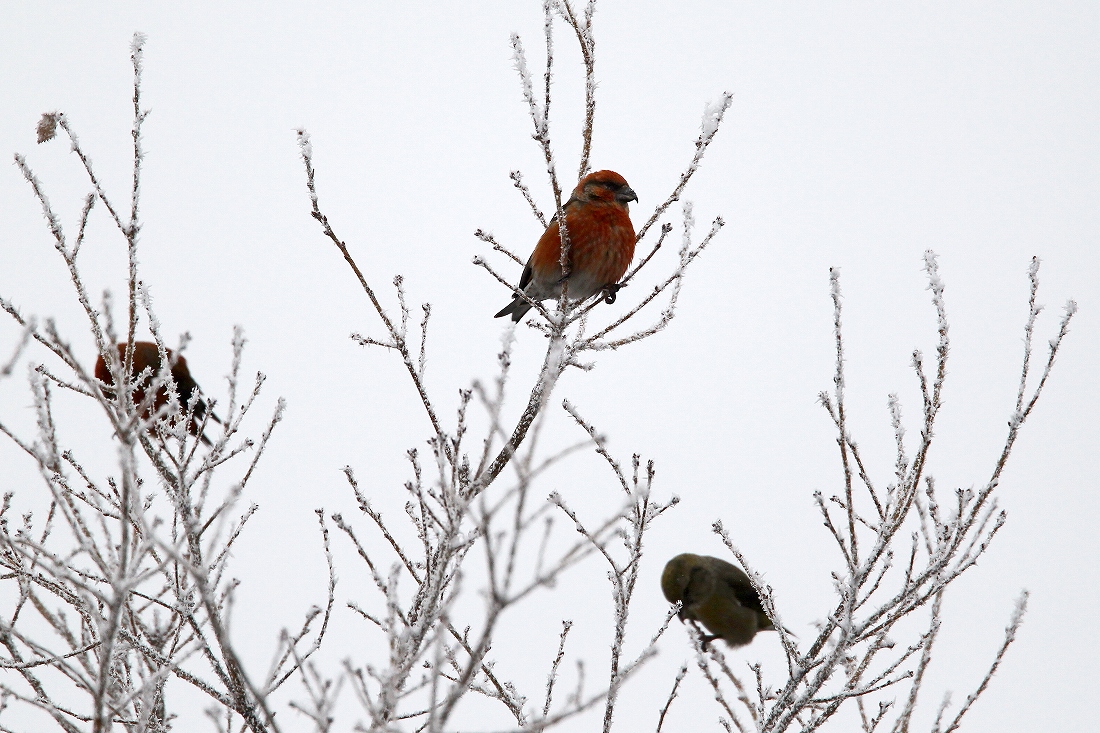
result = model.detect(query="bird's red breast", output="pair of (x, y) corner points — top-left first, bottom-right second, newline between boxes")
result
(528, 205), (635, 287)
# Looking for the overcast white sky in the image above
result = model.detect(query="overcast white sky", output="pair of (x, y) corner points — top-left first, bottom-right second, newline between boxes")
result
(1, 2), (1097, 730)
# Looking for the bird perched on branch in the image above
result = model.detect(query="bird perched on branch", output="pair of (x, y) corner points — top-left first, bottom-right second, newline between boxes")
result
(94, 341), (220, 445)
(661, 553), (776, 648)
(494, 169), (637, 322)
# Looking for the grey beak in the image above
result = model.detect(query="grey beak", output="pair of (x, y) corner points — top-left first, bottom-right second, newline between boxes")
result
(617, 186), (638, 203)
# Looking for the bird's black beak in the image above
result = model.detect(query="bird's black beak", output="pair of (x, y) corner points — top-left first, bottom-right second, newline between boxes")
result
(616, 186), (638, 203)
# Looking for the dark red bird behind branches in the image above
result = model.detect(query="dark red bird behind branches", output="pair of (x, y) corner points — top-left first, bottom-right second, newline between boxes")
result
(495, 170), (638, 322)
(94, 341), (220, 445)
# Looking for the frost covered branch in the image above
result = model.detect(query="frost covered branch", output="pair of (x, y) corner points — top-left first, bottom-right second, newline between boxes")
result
(685, 254), (1075, 732)
(292, 3), (719, 729)
(1, 35), (311, 731)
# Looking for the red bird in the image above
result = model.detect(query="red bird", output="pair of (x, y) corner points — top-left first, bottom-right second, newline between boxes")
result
(94, 341), (220, 444)
(495, 169), (637, 322)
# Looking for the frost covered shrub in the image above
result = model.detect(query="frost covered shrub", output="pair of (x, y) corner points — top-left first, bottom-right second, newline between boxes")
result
(0, 3), (1075, 732)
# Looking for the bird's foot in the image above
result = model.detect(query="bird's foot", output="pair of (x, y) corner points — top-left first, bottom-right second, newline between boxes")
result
(601, 283), (624, 304)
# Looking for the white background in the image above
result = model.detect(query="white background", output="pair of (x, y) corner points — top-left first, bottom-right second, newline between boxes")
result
(1, 1), (1096, 730)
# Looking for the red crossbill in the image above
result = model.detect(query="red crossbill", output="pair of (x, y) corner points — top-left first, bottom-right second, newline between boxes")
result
(94, 341), (219, 444)
(661, 553), (775, 648)
(494, 169), (637, 321)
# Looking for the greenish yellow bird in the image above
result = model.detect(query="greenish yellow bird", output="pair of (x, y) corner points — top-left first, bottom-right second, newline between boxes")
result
(661, 553), (775, 648)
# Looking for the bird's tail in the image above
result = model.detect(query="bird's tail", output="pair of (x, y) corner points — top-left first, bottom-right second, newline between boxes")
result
(494, 298), (532, 322)
(762, 620), (798, 638)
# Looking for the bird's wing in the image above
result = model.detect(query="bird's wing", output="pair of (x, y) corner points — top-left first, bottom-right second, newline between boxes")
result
(517, 256), (534, 291)
(710, 562), (767, 616)
(171, 367), (198, 405)
(728, 580), (767, 616)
